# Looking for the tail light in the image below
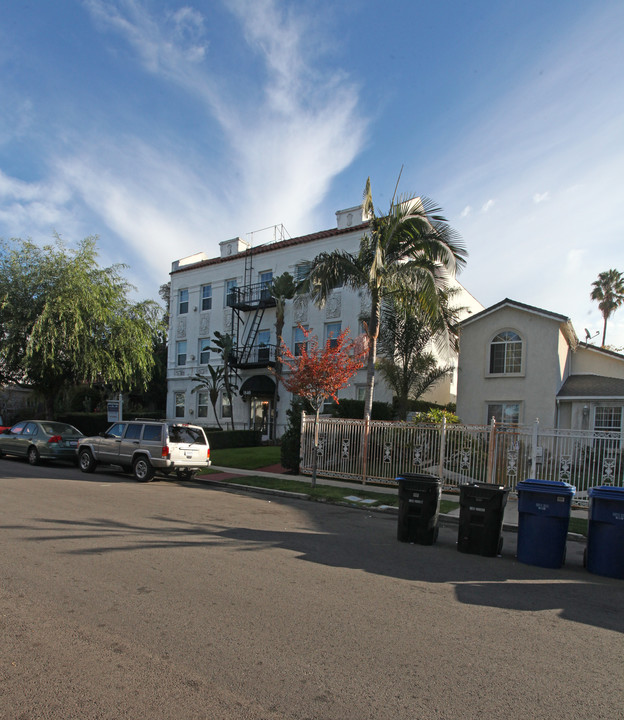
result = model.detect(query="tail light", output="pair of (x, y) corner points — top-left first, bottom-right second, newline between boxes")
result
(161, 445), (170, 459)
(207, 447), (210, 461)
(48, 435), (62, 444)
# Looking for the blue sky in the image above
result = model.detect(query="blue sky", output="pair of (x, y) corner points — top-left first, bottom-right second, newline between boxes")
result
(1, 0), (623, 347)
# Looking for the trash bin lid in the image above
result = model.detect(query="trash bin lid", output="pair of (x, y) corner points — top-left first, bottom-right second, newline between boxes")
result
(589, 485), (624, 501)
(460, 481), (507, 491)
(517, 478), (576, 496)
(396, 473), (440, 485)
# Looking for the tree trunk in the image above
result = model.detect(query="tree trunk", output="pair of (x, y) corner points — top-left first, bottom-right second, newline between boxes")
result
(363, 295), (380, 421)
(311, 409), (319, 488)
(602, 316), (608, 347)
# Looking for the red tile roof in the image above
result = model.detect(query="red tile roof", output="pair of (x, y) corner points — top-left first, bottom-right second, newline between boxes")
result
(170, 222), (369, 275)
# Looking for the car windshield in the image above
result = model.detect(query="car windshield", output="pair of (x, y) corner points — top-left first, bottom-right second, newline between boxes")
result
(168, 425), (206, 445)
(40, 422), (82, 436)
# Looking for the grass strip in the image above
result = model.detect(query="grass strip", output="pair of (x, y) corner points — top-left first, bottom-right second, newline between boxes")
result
(202, 473), (460, 514)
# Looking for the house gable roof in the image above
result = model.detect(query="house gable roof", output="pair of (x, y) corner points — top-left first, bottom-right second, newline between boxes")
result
(459, 298), (578, 349)
(557, 374), (624, 399)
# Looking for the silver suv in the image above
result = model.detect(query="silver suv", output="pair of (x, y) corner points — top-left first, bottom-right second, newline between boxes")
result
(77, 419), (211, 482)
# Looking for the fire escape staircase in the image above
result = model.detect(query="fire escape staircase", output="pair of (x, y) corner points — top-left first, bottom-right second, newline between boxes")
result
(227, 282), (277, 369)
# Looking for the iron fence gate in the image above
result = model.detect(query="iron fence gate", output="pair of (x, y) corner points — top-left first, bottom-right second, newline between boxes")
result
(299, 414), (623, 502)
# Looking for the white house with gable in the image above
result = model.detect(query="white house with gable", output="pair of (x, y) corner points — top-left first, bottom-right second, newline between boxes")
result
(167, 204), (482, 440)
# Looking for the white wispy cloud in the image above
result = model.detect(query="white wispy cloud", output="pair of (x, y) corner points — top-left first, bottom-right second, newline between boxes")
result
(82, 0), (366, 235)
(532, 192), (549, 204)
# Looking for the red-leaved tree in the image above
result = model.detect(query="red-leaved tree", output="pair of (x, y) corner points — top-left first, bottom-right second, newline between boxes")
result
(276, 326), (367, 486)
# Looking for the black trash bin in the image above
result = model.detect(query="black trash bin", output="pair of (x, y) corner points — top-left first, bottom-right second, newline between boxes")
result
(396, 473), (441, 545)
(516, 479), (575, 569)
(457, 482), (510, 556)
(585, 486), (624, 579)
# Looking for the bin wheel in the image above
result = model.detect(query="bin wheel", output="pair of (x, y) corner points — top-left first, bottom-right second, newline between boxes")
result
(498, 537), (504, 555)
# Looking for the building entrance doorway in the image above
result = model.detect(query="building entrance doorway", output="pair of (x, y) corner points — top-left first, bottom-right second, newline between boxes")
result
(250, 398), (272, 440)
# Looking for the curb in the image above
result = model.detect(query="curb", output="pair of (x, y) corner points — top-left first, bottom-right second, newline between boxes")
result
(198, 476), (587, 543)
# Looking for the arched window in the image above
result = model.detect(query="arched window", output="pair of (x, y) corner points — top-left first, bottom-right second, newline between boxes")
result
(489, 331), (522, 374)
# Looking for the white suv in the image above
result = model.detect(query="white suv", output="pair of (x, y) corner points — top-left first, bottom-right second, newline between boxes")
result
(77, 420), (211, 482)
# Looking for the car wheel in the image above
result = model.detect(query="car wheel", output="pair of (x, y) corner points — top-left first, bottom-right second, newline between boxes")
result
(176, 468), (194, 481)
(79, 449), (97, 473)
(27, 446), (40, 466)
(133, 456), (154, 483)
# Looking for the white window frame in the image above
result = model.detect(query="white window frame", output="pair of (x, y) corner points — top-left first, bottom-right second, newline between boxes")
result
(197, 391), (209, 419)
(178, 289), (189, 315)
(201, 284), (212, 311)
(487, 402), (521, 425)
(198, 338), (210, 365)
(488, 330), (523, 376)
(175, 392), (185, 418)
(176, 340), (187, 366)
(325, 322), (342, 349)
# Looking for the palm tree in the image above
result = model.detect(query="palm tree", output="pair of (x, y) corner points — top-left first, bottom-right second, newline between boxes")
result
(377, 293), (462, 420)
(190, 365), (225, 430)
(269, 272), (296, 440)
(210, 331), (238, 430)
(590, 269), (624, 347)
(300, 177), (467, 421)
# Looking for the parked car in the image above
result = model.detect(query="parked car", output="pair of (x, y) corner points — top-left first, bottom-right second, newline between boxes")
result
(0, 420), (84, 465)
(76, 419), (211, 482)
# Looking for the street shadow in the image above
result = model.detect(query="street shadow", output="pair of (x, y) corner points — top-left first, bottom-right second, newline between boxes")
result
(5, 485), (623, 634)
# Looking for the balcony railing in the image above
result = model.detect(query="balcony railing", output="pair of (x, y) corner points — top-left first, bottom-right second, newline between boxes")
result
(230, 343), (277, 368)
(227, 282), (276, 310)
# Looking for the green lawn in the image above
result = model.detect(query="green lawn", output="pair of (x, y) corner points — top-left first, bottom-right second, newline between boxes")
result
(211, 445), (282, 470)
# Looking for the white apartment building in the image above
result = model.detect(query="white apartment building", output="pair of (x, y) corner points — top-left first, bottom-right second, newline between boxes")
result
(167, 204), (482, 440)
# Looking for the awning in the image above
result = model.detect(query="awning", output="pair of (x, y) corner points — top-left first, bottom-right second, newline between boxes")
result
(240, 375), (276, 396)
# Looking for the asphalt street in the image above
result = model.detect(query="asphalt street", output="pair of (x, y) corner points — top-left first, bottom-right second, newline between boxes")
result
(1, 458), (622, 719)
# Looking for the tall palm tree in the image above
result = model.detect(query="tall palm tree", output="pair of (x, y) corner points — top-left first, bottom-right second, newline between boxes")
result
(590, 269), (624, 347)
(301, 177), (467, 421)
(269, 272), (296, 440)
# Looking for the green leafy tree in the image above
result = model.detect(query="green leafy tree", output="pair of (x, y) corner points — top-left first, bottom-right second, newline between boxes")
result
(300, 177), (467, 421)
(190, 365), (225, 430)
(590, 269), (624, 346)
(0, 236), (163, 418)
(210, 331), (238, 431)
(269, 272), (296, 439)
(377, 293), (462, 420)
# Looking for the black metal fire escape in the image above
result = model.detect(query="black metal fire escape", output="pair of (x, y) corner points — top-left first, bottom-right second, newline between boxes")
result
(227, 250), (277, 369)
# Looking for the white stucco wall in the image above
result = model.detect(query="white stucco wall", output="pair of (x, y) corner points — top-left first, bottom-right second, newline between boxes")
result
(167, 210), (480, 435)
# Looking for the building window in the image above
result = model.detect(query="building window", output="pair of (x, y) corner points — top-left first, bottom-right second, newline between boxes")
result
(295, 262), (311, 283)
(198, 338), (210, 365)
(259, 271), (273, 288)
(175, 392), (185, 418)
(294, 325), (308, 356)
(489, 331), (522, 374)
(487, 403), (520, 425)
(179, 289), (189, 314)
(257, 329), (271, 363)
(225, 279), (237, 306)
(222, 395), (232, 418)
(197, 392), (209, 418)
(201, 284), (212, 311)
(356, 386), (366, 402)
(176, 341), (187, 366)
(325, 322), (341, 349)
(594, 406), (622, 432)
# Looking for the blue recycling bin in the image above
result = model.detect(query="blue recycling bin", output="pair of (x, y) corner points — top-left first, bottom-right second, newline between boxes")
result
(586, 486), (624, 579)
(516, 479), (576, 568)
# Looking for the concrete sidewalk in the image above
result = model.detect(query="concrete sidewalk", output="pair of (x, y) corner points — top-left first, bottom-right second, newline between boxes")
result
(202, 465), (588, 537)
